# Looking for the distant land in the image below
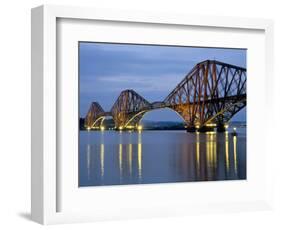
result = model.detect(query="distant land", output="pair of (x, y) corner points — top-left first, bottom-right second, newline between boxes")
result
(79, 118), (246, 131)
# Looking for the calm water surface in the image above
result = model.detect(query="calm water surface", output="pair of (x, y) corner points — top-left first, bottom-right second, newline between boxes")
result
(79, 129), (246, 186)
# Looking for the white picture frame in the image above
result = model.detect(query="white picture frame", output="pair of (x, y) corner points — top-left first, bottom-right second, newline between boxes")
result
(31, 5), (274, 225)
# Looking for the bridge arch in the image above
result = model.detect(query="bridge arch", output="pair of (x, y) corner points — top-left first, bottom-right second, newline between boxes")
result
(138, 107), (186, 125)
(203, 99), (246, 126)
(164, 60), (246, 129)
(110, 89), (151, 129)
(84, 102), (105, 129)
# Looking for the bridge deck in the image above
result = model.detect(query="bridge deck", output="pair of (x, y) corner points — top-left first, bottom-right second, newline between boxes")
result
(97, 94), (246, 117)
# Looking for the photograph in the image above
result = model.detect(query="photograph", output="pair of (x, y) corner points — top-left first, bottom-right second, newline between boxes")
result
(78, 42), (247, 187)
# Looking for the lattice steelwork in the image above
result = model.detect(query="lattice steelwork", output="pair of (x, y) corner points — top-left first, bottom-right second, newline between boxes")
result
(164, 60), (246, 129)
(110, 89), (151, 128)
(84, 60), (246, 131)
(84, 102), (105, 129)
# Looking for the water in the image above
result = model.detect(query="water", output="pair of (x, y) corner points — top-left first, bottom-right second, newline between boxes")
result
(79, 129), (246, 187)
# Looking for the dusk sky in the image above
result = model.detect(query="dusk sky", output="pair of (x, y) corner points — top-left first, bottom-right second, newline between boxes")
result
(79, 42), (246, 122)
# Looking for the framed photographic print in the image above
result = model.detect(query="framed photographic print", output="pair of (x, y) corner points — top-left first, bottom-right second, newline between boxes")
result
(79, 42), (247, 187)
(31, 5), (274, 224)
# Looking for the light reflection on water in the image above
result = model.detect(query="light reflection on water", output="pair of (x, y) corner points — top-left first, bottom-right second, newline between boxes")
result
(79, 129), (246, 187)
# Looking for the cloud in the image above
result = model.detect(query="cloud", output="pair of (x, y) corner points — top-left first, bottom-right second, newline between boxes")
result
(79, 42), (246, 119)
(81, 73), (184, 94)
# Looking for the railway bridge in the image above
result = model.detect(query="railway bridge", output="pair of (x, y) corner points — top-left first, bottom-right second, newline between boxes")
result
(84, 60), (246, 132)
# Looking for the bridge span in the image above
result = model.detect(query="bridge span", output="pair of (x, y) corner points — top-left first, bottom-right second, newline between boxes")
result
(84, 60), (246, 132)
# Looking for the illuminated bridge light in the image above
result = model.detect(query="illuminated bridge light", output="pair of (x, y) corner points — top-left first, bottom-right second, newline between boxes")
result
(206, 123), (216, 127)
(100, 126), (105, 131)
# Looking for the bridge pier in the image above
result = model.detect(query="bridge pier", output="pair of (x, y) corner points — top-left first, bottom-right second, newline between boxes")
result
(186, 124), (227, 133)
(197, 126), (215, 133)
(216, 124), (226, 132)
(186, 126), (215, 132)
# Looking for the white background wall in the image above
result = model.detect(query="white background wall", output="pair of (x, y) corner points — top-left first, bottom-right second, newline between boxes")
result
(0, 0), (280, 229)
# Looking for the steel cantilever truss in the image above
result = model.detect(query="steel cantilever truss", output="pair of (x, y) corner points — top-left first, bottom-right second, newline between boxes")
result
(110, 89), (151, 128)
(164, 60), (246, 128)
(84, 60), (247, 131)
(84, 102), (105, 129)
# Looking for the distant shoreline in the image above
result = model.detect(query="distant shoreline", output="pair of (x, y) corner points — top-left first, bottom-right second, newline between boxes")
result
(80, 117), (246, 130)
(79, 124), (246, 131)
